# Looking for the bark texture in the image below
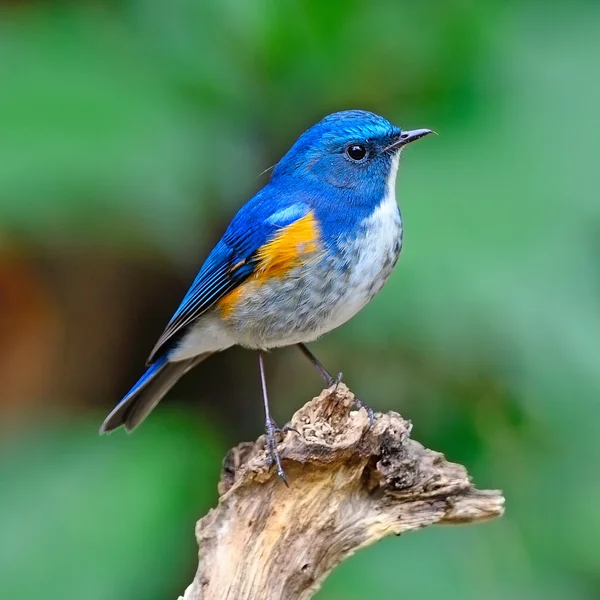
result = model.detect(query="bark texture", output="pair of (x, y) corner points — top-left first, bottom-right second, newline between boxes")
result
(179, 384), (504, 600)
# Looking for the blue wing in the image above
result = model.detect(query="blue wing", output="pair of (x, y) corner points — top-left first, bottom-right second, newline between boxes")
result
(146, 192), (311, 364)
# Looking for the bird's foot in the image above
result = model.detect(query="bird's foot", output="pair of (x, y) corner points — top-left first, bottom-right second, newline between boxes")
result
(325, 371), (344, 390)
(274, 420), (299, 436)
(353, 396), (375, 427)
(265, 417), (291, 485)
(325, 372), (375, 427)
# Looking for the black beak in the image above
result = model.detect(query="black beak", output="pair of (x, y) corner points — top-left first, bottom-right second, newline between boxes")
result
(385, 128), (434, 151)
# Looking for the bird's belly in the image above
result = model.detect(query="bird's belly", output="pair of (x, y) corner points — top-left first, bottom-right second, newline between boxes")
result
(222, 203), (403, 349)
(320, 205), (403, 335)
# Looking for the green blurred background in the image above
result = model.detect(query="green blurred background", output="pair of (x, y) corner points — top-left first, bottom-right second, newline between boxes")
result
(1, 0), (598, 598)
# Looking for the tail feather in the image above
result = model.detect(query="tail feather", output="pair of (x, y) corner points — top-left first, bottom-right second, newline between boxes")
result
(100, 353), (212, 433)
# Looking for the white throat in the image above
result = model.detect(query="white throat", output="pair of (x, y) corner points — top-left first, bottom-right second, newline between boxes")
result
(374, 151), (401, 217)
(385, 151), (400, 205)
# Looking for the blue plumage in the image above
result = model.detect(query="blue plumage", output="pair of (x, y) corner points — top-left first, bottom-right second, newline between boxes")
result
(147, 199), (313, 363)
(124, 353), (169, 399)
(101, 110), (432, 454)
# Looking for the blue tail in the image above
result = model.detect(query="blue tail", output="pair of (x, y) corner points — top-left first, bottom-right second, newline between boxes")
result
(100, 352), (211, 433)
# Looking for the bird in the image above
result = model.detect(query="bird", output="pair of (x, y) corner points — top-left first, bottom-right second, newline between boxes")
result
(100, 109), (432, 482)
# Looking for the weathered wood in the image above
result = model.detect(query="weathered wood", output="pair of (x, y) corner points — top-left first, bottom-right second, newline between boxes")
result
(179, 384), (504, 600)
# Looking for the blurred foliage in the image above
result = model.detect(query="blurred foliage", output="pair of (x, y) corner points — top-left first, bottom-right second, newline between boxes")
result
(0, 412), (224, 600)
(0, 0), (599, 599)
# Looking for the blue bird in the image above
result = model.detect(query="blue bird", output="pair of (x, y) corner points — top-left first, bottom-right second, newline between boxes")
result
(100, 110), (432, 481)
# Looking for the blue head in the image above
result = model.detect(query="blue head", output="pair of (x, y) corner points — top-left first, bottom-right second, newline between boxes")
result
(271, 110), (432, 196)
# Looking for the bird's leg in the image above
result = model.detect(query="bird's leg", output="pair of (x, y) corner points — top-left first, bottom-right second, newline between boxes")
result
(296, 342), (338, 387)
(258, 351), (288, 485)
(296, 343), (375, 426)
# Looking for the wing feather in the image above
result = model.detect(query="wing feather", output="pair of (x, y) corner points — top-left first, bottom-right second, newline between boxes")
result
(146, 253), (250, 364)
(146, 198), (312, 364)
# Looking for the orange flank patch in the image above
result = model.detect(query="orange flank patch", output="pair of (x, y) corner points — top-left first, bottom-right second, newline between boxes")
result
(217, 282), (250, 318)
(217, 211), (321, 317)
(255, 211), (321, 280)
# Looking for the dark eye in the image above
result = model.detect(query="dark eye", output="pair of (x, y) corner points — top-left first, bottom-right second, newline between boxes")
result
(345, 144), (368, 162)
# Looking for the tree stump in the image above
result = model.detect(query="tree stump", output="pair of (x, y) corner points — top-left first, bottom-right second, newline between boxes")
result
(179, 384), (504, 600)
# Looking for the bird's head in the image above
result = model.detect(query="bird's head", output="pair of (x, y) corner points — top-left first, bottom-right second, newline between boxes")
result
(272, 110), (432, 193)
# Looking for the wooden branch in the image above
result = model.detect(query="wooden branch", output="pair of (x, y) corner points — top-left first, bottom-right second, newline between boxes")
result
(179, 384), (504, 600)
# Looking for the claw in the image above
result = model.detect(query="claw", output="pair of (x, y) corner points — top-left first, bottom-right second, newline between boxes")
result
(334, 372), (343, 391)
(266, 443), (289, 486)
(279, 422), (300, 436)
(326, 372), (375, 427)
(265, 417), (289, 485)
(354, 396), (375, 427)
(324, 371), (343, 390)
(268, 417), (299, 437)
